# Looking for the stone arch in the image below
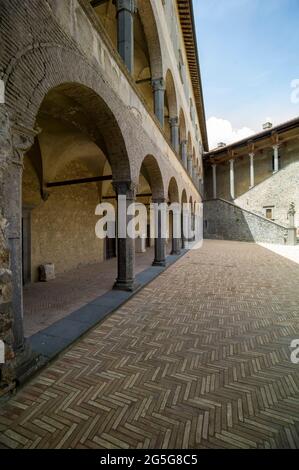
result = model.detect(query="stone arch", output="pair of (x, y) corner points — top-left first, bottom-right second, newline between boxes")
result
(34, 83), (131, 182)
(138, 0), (164, 80)
(138, 154), (164, 200)
(181, 189), (188, 204)
(168, 176), (180, 203)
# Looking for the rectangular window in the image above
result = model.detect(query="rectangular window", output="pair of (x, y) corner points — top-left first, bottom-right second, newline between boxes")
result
(265, 207), (274, 220)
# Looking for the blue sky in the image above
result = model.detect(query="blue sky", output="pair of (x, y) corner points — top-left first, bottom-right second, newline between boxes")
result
(194, 0), (299, 148)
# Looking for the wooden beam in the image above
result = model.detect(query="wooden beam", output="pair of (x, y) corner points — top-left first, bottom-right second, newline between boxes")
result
(90, 0), (109, 8)
(46, 175), (113, 188)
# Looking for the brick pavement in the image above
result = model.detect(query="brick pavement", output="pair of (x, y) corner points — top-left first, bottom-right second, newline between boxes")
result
(24, 246), (171, 337)
(1, 240), (299, 449)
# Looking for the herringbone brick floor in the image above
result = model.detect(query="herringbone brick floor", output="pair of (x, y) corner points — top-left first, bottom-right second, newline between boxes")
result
(1, 240), (299, 449)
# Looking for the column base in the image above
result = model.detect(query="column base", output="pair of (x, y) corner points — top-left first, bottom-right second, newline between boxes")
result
(171, 249), (181, 256)
(152, 259), (166, 267)
(113, 279), (139, 292)
(14, 339), (40, 386)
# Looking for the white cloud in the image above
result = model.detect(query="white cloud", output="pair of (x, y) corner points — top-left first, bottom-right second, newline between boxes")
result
(207, 116), (255, 150)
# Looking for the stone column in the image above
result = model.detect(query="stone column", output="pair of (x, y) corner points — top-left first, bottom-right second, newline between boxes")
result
(181, 139), (187, 168)
(249, 152), (255, 188)
(187, 155), (193, 177)
(169, 117), (179, 154)
(113, 180), (137, 291)
(152, 78), (165, 127)
(212, 164), (217, 199)
(273, 144), (279, 173)
(152, 198), (167, 267)
(229, 159), (235, 200)
(116, 0), (137, 74)
(2, 125), (36, 353)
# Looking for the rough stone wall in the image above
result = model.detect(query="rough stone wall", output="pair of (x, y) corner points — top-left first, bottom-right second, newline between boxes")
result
(235, 159), (299, 228)
(23, 157), (104, 282)
(204, 199), (287, 244)
(0, 107), (15, 396)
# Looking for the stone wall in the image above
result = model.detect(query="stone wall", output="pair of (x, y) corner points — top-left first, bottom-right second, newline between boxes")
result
(0, 106), (15, 397)
(204, 199), (288, 244)
(23, 156), (104, 282)
(205, 141), (299, 228)
(235, 159), (299, 228)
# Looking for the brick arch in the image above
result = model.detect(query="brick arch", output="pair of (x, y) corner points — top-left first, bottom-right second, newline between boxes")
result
(4, 47), (132, 181)
(138, 154), (165, 200)
(138, 0), (164, 80)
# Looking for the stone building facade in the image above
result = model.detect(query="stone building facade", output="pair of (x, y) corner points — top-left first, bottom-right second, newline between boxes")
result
(204, 118), (299, 243)
(0, 0), (208, 394)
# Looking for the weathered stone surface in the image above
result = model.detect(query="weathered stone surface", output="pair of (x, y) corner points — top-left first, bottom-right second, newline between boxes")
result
(204, 199), (288, 244)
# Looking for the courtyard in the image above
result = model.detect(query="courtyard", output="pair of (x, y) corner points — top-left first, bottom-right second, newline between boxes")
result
(0, 240), (298, 449)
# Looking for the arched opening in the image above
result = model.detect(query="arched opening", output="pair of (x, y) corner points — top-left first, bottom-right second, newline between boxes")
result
(179, 109), (187, 161)
(164, 70), (178, 144)
(22, 83), (133, 337)
(167, 177), (181, 255)
(181, 189), (187, 249)
(136, 155), (170, 265)
(92, 1), (163, 113)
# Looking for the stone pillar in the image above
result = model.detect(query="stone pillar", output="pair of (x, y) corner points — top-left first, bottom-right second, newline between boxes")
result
(2, 125), (36, 353)
(169, 117), (179, 154)
(116, 0), (137, 74)
(152, 78), (165, 127)
(273, 144), (279, 173)
(212, 164), (217, 199)
(187, 155), (193, 177)
(181, 140), (187, 168)
(249, 152), (255, 188)
(152, 198), (167, 267)
(113, 180), (137, 291)
(229, 159), (235, 200)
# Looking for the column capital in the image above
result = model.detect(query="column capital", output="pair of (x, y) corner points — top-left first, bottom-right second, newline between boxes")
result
(169, 116), (179, 128)
(187, 154), (193, 161)
(115, 0), (137, 14)
(249, 152), (255, 158)
(272, 143), (280, 150)
(212, 163), (217, 168)
(181, 139), (187, 146)
(151, 77), (165, 92)
(113, 180), (137, 199)
(11, 124), (38, 165)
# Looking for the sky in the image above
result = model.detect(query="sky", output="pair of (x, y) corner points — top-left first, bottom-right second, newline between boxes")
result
(194, 0), (299, 149)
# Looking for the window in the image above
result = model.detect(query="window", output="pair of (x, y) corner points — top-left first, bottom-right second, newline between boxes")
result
(264, 207), (274, 220)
